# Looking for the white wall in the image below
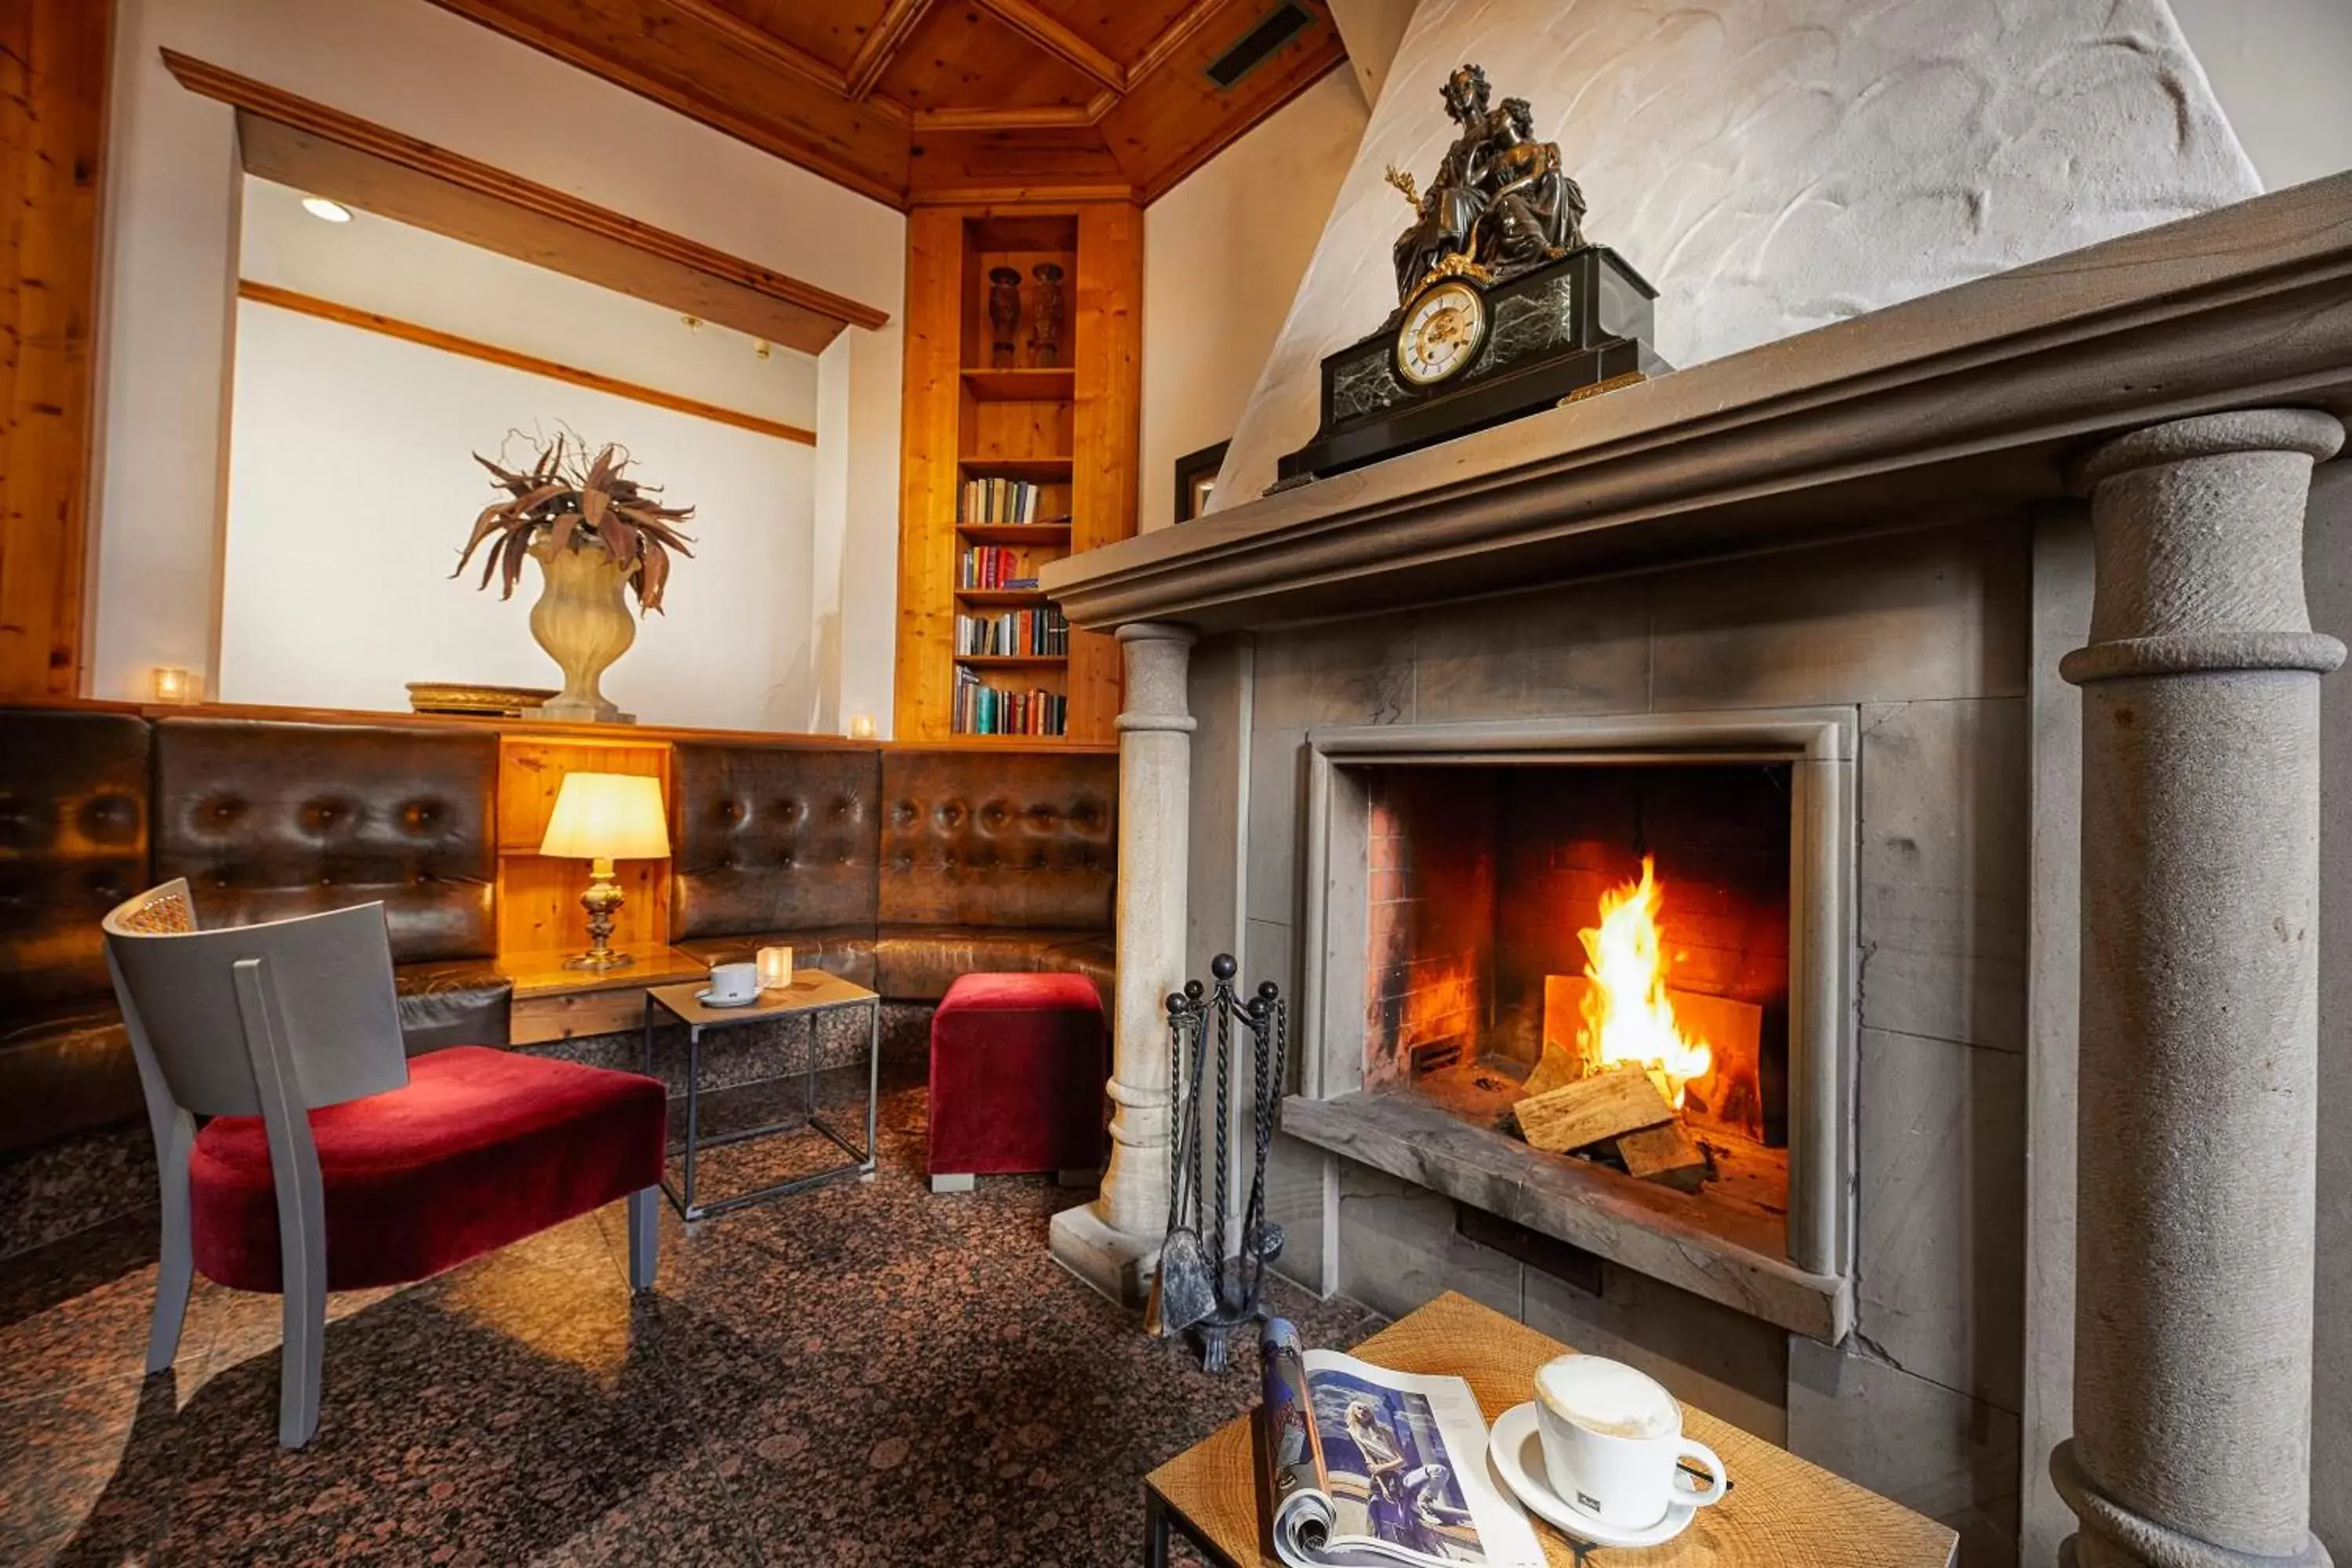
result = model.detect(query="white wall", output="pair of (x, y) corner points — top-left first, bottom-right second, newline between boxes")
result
(1138, 69), (1367, 533)
(220, 180), (818, 730)
(220, 303), (815, 728)
(1207, 0), (2263, 511)
(94, 0), (903, 733)
(2167, 0), (2352, 192)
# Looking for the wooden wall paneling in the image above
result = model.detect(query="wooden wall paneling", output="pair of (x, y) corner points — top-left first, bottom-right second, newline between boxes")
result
(419, 0), (913, 206)
(1066, 200), (1141, 742)
(0, 0), (110, 699)
(894, 206), (973, 741)
(904, 126), (1132, 205)
(495, 737), (673, 955)
(162, 53), (886, 354)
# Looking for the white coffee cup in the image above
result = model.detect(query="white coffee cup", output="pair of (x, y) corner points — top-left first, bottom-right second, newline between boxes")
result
(1534, 1354), (1728, 1530)
(707, 961), (759, 1002)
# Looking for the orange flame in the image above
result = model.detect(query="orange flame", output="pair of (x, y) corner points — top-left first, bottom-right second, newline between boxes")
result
(1577, 857), (1713, 1107)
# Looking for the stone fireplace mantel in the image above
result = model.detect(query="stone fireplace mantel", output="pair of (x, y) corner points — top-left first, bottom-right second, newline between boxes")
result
(1041, 176), (2352, 637)
(1044, 176), (2352, 1568)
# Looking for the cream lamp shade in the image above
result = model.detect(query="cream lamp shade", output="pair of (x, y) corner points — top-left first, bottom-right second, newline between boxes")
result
(539, 773), (670, 862)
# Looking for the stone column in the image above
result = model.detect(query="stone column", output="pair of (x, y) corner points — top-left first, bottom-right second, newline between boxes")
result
(1051, 622), (1196, 1307)
(2053, 410), (2344, 1568)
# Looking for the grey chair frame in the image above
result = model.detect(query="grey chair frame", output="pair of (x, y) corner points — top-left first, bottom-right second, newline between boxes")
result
(103, 880), (658, 1447)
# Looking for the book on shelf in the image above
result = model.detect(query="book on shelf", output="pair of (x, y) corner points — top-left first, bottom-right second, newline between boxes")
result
(957, 476), (1067, 527)
(951, 666), (1069, 737)
(955, 607), (1069, 658)
(956, 546), (1052, 591)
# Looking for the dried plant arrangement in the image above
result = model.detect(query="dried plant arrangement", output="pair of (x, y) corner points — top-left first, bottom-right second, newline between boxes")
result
(453, 433), (696, 612)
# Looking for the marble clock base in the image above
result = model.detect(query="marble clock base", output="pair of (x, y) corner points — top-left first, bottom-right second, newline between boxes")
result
(1273, 245), (1671, 489)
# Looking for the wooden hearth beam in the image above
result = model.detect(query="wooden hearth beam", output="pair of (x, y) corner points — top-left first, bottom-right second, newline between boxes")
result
(844, 0), (934, 99)
(161, 51), (889, 354)
(975, 0), (1127, 92)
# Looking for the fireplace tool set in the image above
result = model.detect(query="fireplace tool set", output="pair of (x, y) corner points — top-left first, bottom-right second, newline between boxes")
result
(1148, 953), (1288, 1372)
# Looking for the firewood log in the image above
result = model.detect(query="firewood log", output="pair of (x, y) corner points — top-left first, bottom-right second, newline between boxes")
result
(1615, 1122), (1709, 1192)
(1513, 1065), (1673, 1154)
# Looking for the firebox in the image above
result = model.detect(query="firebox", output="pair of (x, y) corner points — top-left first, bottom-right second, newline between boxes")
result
(1290, 711), (1854, 1338)
(1363, 759), (1792, 1224)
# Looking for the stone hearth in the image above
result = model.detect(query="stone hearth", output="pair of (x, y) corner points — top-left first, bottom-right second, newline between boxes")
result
(1044, 178), (2352, 1568)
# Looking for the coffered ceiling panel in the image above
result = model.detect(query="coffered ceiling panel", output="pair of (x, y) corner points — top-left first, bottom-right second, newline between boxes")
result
(426, 0), (1349, 208)
(875, 3), (1102, 114)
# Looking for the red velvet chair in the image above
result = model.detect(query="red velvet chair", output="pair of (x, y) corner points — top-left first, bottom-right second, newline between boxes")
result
(927, 972), (1107, 1192)
(103, 880), (666, 1447)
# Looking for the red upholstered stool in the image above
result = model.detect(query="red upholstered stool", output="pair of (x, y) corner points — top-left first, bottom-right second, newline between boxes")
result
(190, 1047), (667, 1293)
(927, 972), (1108, 1192)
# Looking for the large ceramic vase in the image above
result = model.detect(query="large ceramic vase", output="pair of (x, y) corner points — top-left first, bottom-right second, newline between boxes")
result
(528, 536), (635, 723)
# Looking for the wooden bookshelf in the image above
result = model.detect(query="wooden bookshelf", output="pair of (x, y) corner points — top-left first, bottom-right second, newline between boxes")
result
(896, 201), (1139, 742)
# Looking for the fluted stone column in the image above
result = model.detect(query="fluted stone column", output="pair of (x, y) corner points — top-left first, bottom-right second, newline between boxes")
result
(1051, 622), (1196, 1307)
(2053, 410), (2345, 1568)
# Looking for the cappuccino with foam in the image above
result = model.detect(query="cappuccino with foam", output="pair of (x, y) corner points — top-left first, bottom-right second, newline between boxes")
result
(1531, 1354), (1727, 1530)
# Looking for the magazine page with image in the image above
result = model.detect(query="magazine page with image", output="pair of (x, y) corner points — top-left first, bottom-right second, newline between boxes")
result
(1259, 1319), (1544, 1568)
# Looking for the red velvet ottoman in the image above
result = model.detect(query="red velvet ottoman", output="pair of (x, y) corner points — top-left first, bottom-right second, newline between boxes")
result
(927, 972), (1108, 1192)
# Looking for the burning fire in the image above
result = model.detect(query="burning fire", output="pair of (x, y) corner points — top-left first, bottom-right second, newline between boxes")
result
(1577, 857), (1714, 1107)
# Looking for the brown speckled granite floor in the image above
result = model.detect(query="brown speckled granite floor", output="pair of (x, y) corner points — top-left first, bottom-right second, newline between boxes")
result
(0, 1063), (1385, 1566)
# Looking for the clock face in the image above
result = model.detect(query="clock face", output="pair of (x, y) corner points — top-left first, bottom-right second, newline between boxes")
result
(1396, 281), (1487, 387)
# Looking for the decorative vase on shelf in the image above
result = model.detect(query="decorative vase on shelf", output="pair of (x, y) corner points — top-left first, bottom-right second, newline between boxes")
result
(452, 433), (696, 726)
(528, 538), (634, 723)
(988, 267), (1023, 369)
(1028, 262), (1065, 368)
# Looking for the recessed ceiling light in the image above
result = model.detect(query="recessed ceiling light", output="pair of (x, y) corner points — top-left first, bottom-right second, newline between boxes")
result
(300, 196), (352, 223)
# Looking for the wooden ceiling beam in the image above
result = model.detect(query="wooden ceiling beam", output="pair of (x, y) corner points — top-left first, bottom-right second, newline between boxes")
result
(911, 104), (1098, 130)
(972, 0), (1127, 93)
(161, 50), (890, 351)
(1128, 0), (1227, 85)
(844, 0), (934, 100)
(654, 0), (848, 93)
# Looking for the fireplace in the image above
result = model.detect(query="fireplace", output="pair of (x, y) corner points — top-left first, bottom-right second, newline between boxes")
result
(1288, 710), (1854, 1338)
(1363, 758), (1793, 1232)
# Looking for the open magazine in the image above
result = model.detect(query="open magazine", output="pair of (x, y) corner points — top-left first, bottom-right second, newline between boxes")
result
(1258, 1318), (1544, 1568)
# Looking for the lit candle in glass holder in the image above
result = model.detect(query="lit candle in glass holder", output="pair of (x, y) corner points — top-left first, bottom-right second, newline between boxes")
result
(757, 945), (794, 989)
(847, 713), (877, 740)
(151, 666), (200, 704)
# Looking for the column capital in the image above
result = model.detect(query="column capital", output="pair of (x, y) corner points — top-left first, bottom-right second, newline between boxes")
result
(2060, 408), (2347, 688)
(1114, 621), (1200, 649)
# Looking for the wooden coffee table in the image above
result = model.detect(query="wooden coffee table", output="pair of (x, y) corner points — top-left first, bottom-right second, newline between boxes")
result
(1144, 1291), (1958, 1567)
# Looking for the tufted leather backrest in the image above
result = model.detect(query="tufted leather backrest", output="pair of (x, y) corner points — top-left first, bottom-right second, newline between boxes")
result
(878, 750), (1116, 930)
(670, 742), (880, 940)
(0, 709), (153, 1007)
(154, 719), (496, 964)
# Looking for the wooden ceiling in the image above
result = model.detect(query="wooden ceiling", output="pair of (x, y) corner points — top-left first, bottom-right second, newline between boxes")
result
(423, 0), (1348, 209)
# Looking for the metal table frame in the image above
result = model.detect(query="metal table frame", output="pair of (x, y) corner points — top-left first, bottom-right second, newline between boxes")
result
(642, 982), (880, 1220)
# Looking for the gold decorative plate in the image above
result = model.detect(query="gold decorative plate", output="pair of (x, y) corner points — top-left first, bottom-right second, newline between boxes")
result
(405, 681), (557, 717)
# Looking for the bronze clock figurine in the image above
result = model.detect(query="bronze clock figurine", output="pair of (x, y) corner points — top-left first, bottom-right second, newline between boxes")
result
(1276, 64), (1666, 488)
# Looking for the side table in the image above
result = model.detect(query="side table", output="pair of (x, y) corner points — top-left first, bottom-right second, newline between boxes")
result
(643, 971), (880, 1220)
(1144, 1291), (1958, 1567)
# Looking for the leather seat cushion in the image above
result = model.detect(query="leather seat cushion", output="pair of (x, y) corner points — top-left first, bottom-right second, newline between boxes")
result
(874, 927), (1112, 1007)
(672, 927), (877, 990)
(394, 959), (514, 1053)
(0, 997), (140, 1154)
(189, 1047), (665, 1292)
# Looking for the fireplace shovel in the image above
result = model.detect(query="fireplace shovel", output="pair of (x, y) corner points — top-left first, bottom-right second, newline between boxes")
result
(1147, 989), (1218, 1339)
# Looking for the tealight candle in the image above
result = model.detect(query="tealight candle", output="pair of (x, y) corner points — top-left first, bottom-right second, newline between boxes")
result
(151, 666), (200, 704)
(847, 713), (877, 740)
(757, 945), (794, 989)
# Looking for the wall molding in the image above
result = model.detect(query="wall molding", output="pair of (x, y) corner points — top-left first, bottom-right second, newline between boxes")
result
(238, 281), (818, 447)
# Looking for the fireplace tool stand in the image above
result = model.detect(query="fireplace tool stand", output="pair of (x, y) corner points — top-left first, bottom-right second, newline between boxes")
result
(1149, 953), (1288, 1372)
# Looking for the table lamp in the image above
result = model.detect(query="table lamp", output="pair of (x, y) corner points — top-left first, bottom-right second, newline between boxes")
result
(539, 771), (670, 970)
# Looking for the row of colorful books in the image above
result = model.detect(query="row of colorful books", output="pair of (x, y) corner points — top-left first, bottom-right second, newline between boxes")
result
(952, 669), (1067, 736)
(955, 608), (1068, 658)
(957, 546), (1044, 590)
(958, 477), (1065, 527)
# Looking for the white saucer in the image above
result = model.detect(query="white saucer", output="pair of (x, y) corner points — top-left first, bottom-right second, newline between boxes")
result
(1486, 1403), (1700, 1550)
(695, 989), (760, 1008)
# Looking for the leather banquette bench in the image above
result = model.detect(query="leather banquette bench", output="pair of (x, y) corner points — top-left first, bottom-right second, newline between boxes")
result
(0, 706), (1115, 1156)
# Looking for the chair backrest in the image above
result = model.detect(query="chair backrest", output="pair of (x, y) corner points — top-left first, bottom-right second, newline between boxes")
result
(102, 880), (409, 1120)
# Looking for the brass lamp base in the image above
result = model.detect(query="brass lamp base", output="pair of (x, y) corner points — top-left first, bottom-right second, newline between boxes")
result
(564, 857), (634, 970)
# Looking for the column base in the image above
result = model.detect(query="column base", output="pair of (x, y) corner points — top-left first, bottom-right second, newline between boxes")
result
(1049, 1201), (1162, 1309)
